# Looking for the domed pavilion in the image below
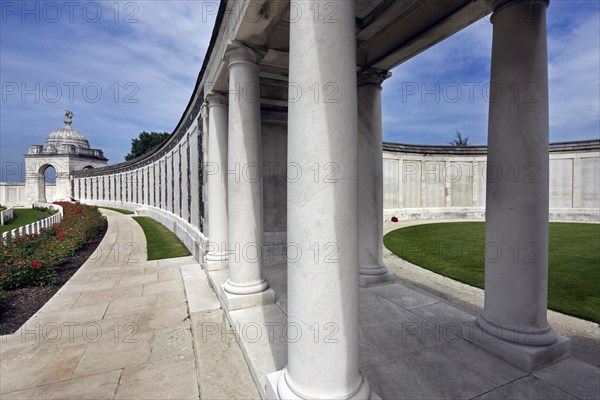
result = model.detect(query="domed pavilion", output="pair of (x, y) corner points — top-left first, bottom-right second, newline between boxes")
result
(24, 110), (107, 203)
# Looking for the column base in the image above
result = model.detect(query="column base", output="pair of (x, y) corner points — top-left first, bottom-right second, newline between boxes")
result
(220, 283), (275, 311)
(471, 320), (571, 372)
(358, 271), (396, 288)
(206, 252), (229, 262)
(265, 370), (380, 400)
(205, 258), (228, 271)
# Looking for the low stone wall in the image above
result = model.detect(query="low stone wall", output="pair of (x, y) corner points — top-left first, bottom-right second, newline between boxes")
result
(82, 200), (208, 261)
(1, 203), (64, 243)
(1, 205), (14, 225)
(0, 183), (26, 206)
(0, 183), (58, 207)
(383, 207), (599, 223)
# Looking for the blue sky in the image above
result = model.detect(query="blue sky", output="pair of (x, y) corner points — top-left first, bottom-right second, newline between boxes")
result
(1, 0), (599, 182)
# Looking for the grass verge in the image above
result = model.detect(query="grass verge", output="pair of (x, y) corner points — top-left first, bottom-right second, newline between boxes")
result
(0, 209), (53, 234)
(132, 216), (190, 260)
(98, 206), (135, 215)
(384, 222), (600, 323)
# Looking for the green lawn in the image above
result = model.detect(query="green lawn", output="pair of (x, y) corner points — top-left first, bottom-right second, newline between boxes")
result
(98, 206), (135, 215)
(384, 222), (600, 323)
(132, 216), (190, 260)
(1, 209), (53, 234)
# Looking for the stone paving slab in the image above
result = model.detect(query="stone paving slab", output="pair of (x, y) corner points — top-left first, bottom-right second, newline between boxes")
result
(181, 264), (220, 313)
(114, 358), (199, 400)
(2, 369), (122, 400)
(363, 340), (528, 400)
(534, 358), (600, 400)
(229, 304), (288, 398)
(0, 344), (89, 393)
(190, 309), (261, 399)
(472, 375), (577, 400)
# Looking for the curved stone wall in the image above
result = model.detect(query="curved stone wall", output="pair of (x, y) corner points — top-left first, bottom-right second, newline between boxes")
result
(69, 3), (230, 258)
(382, 140), (600, 222)
(71, 104), (207, 258)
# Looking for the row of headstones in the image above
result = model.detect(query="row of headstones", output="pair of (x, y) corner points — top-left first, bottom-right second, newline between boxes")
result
(0, 203), (63, 244)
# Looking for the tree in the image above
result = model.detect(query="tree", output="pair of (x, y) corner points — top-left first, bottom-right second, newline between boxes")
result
(449, 130), (469, 146)
(125, 131), (170, 161)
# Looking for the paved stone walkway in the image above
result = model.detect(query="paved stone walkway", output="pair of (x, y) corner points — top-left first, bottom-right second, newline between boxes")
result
(0, 210), (259, 400)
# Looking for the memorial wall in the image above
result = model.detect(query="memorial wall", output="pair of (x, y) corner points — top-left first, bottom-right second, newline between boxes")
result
(382, 140), (599, 221)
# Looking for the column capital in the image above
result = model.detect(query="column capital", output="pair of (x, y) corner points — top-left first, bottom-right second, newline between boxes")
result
(486, 0), (549, 23)
(205, 91), (227, 107)
(357, 67), (392, 88)
(224, 40), (265, 67)
(200, 102), (208, 121)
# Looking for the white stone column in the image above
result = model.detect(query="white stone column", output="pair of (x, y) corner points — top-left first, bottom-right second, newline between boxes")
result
(181, 141), (190, 221)
(206, 92), (229, 263)
(25, 169), (44, 203)
(267, 1), (373, 398)
(358, 69), (396, 287)
(475, 0), (570, 372)
(159, 161), (164, 208)
(86, 177), (91, 200)
(190, 117), (201, 229)
(222, 42), (274, 310)
(118, 174), (123, 203)
(167, 156), (173, 212)
(127, 173), (130, 202)
(55, 170), (71, 201)
(175, 147), (182, 217)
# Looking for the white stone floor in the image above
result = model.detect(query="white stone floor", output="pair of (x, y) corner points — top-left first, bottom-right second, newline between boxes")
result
(1, 212), (598, 399)
(0, 210), (258, 399)
(204, 221), (600, 399)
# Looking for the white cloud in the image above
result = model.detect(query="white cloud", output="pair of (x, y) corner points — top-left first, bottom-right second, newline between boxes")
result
(548, 10), (600, 141)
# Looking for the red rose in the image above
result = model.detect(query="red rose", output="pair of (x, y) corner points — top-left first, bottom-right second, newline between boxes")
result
(31, 260), (42, 269)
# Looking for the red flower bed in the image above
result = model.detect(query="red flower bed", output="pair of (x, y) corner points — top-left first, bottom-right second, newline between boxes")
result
(0, 202), (107, 290)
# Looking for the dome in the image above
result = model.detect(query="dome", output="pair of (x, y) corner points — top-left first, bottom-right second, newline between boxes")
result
(44, 110), (91, 150)
(45, 127), (91, 149)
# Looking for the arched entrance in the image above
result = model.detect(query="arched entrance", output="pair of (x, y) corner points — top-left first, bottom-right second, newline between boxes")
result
(41, 164), (57, 202)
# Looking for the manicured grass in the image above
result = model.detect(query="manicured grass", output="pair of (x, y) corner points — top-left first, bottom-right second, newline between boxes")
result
(132, 216), (190, 260)
(384, 222), (600, 323)
(0, 209), (53, 234)
(98, 206), (135, 215)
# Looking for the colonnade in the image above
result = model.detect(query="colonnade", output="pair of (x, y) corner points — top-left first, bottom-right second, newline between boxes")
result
(73, 0), (568, 397)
